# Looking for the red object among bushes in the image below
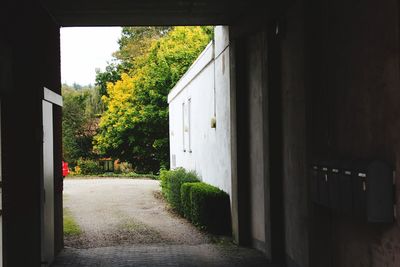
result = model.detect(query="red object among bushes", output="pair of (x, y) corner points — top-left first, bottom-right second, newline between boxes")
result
(62, 161), (69, 177)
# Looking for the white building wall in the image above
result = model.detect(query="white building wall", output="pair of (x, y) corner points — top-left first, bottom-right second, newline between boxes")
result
(168, 26), (231, 196)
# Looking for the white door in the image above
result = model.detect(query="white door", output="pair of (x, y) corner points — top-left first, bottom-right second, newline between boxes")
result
(42, 100), (54, 266)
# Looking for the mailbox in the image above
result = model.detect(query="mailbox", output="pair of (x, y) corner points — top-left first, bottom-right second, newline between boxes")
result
(311, 161), (331, 208)
(352, 160), (368, 218)
(311, 165), (319, 204)
(328, 162), (341, 211)
(366, 161), (394, 223)
(311, 159), (394, 223)
(318, 163), (330, 208)
(339, 164), (353, 214)
(352, 160), (394, 222)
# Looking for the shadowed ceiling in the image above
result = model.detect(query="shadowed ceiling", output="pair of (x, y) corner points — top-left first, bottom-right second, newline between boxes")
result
(41, 0), (287, 26)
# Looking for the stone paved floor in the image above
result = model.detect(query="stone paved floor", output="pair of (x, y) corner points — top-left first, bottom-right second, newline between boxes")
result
(51, 243), (270, 267)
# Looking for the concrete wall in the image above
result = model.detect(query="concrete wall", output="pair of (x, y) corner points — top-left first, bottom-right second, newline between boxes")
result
(230, 27), (283, 259)
(168, 26), (232, 196)
(259, 0), (400, 266)
(1, 1), (61, 266)
(280, 1), (309, 266)
(307, 0), (400, 266)
(244, 33), (267, 253)
(211, 1), (400, 266)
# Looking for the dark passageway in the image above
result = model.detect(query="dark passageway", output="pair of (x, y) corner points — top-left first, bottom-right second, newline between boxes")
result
(1, 0), (400, 266)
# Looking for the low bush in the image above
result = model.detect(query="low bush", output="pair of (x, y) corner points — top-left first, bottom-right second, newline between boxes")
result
(190, 182), (231, 234)
(77, 158), (103, 175)
(160, 168), (199, 214)
(180, 182), (199, 220)
(98, 172), (159, 179)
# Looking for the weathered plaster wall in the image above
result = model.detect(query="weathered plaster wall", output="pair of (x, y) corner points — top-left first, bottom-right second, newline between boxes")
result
(280, 1), (309, 266)
(230, 28), (274, 257)
(244, 33), (267, 252)
(168, 26), (232, 196)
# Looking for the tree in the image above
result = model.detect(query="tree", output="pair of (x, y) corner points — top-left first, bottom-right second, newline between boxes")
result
(95, 27), (171, 98)
(94, 26), (213, 173)
(95, 63), (121, 97)
(114, 26), (171, 72)
(62, 85), (102, 165)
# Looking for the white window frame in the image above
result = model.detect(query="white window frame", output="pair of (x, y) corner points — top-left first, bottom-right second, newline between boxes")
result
(182, 102), (186, 152)
(188, 98), (192, 153)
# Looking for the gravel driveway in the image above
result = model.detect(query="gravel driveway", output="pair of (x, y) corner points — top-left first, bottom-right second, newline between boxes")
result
(54, 178), (270, 267)
(63, 178), (209, 248)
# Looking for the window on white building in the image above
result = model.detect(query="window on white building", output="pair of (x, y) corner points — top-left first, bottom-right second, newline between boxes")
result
(188, 98), (192, 153)
(182, 102), (185, 152)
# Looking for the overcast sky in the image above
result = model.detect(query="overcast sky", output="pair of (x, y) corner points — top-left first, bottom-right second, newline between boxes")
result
(60, 27), (122, 86)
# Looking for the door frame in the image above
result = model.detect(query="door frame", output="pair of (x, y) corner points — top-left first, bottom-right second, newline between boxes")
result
(41, 88), (62, 266)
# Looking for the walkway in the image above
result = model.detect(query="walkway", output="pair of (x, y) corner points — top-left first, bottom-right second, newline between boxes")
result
(52, 178), (269, 267)
(52, 244), (268, 267)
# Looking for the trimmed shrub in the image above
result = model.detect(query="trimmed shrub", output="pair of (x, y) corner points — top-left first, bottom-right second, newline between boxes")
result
(181, 182), (199, 220)
(160, 168), (199, 214)
(190, 182), (231, 234)
(77, 158), (103, 175)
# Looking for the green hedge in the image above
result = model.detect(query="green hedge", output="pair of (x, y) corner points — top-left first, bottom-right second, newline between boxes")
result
(77, 158), (103, 175)
(180, 182), (198, 220)
(191, 182), (231, 234)
(160, 168), (199, 214)
(182, 182), (231, 234)
(161, 168), (231, 235)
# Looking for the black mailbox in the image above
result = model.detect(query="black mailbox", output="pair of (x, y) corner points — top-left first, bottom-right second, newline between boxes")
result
(311, 159), (394, 223)
(366, 161), (394, 223)
(311, 162), (330, 207)
(352, 160), (367, 218)
(328, 162), (341, 211)
(351, 160), (394, 222)
(311, 165), (319, 204)
(339, 164), (353, 214)
(318, 163), (330, 208)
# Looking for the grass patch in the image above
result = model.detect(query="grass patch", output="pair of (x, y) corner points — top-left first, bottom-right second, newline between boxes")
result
(120, 220), (148, 231)
(116, 219), (169, 244)
(64, 208), (82, 237)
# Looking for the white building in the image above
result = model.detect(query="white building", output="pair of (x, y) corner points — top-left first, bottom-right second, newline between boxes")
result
(168, 26), (232, 196)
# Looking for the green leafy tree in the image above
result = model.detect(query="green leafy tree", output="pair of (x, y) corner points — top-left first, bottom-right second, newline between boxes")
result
(95, 63), (121, 97)
(114, 27), (171, 71)
(95, 27), (171, 98)
(62, 85), (102, 165)
(94, 26), (213, 173)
